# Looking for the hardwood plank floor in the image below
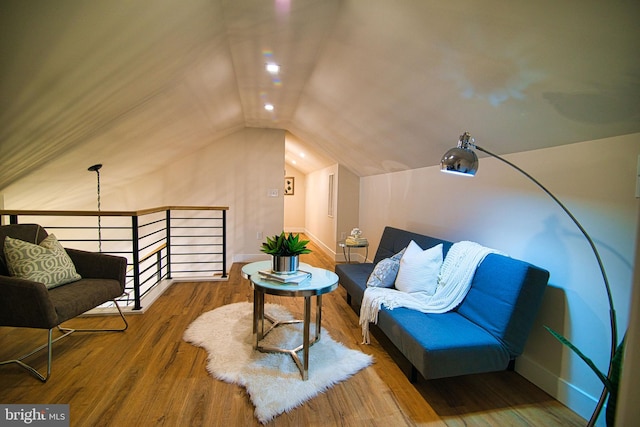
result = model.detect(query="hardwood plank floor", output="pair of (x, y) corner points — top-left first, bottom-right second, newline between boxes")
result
(0, 237), (585, 426)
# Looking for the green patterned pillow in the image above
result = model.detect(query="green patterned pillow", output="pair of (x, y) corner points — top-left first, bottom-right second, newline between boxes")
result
(4, 234), (81, 289)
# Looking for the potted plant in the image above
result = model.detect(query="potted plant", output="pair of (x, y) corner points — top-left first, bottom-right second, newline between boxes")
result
(261, 232), (311, 274)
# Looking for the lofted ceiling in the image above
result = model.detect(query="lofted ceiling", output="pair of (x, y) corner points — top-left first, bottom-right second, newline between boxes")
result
(1, 0), (639, 192)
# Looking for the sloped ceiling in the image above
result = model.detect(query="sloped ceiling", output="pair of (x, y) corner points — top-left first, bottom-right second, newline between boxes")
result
(1, 0), (639, 192)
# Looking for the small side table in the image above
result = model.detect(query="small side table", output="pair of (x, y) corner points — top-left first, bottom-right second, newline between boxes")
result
(338, 240), (369, 263)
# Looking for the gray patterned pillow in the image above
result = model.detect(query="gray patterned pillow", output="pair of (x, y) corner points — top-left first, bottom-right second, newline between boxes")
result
(4, 234), (81, 289)
(366, 247), (406, 288)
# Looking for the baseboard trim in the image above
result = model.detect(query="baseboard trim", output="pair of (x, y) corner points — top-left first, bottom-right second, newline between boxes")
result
(233, 253), (270, 263)
(516, 354), (602, 424)
(84, 274), (228, 316)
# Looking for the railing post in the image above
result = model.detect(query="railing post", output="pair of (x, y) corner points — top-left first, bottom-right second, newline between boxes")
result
(131, 215), (142, 310)
(9, 215), (17, 224)
(166, 209), (172, 280)
(222, 208), (227, 278)
(156, 251), (163, 283)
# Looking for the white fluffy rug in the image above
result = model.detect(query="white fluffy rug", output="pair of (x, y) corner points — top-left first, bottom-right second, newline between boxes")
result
(184, 302), (373, 424)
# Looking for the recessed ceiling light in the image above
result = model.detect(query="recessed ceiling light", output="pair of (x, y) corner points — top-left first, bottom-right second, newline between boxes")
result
(264, 103), (274, 111)
(265, 63), (280, 74)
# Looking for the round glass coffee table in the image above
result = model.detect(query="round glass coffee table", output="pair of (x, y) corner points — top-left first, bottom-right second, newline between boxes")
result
(241, 260), (339, 380)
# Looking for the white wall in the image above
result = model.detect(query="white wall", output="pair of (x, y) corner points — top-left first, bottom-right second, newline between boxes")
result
(358, 133), (639, 424)
(304, 163), (360, 260)
(116, 127), (286, 264)
(336, 164), (361, 260)
(305, 164), (339, 255)
(616, 207), (640, 425)
(284, 165), (306, 232)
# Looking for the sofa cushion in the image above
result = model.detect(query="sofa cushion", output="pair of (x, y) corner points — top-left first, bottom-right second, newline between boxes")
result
(377, 307), (511, 379)
(335, 263), (374, 306)
(48, 278), (123, 323)
(374, 226), (453, 264)
(395, 241), (443, 295)
(457, 253), (549, 358)
(4, 234), (81, 289)
(366, 247), (405, 288)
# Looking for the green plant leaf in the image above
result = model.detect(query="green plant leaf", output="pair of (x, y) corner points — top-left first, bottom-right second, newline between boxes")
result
(606, 336), (626, 427)
(544, 326), (613, 391)
(260, 232), (311, 256)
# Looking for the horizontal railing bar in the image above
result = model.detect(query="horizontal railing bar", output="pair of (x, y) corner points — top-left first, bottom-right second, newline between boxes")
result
(140, 261), (166, 278)
(58, 238), (133, 243)
(171, 232), (224, 236)
(171, 252), (223, 256)
(0, 206), (228, 217)
(170, 239), (224, 242)
(170, 244), (223, 247)
(169, 216), (224, 219)
(138, 228), (167, 240)
(172, 270), (221, 274)
(44, 226), (132, 230)
(139, 238), (165, 253)
(168, 225), (224, 229)
(172, 221), (224, 223)
(138, 218), (166, 229)
(172, 261), (222, 265)
(139, 244), (167, 264)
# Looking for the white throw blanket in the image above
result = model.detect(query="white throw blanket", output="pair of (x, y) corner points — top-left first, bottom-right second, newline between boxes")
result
(359, 241), (501, 344)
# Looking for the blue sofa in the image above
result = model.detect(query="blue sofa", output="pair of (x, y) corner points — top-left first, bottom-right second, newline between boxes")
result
(335, 226), (549, 380)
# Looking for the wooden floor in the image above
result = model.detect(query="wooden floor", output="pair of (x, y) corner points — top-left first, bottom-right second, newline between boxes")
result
(0, 238), (586, 426)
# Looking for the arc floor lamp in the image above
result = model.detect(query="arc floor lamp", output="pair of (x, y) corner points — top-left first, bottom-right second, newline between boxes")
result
(441, 131), (619, 426)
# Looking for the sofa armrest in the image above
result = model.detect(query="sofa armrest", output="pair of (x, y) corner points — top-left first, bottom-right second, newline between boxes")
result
(66, 249), (127, 292)
(0, 275), (59, 328)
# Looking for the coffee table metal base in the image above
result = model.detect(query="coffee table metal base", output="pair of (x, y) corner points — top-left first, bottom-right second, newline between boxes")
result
(253, 290), (322, 381)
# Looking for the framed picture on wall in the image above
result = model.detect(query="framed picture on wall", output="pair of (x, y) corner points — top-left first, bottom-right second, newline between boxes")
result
(284, 177), (295, 195)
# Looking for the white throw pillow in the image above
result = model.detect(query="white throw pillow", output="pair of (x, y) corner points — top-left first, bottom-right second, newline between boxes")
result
(395, 241), (443, 295)
(366, 247), (406, 288)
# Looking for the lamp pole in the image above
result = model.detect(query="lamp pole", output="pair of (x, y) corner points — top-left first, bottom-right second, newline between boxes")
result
(442, 133), (617, 425)
(88, 164), (103, 252)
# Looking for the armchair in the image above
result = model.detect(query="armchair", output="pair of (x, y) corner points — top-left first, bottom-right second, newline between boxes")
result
(0, 224), (128, 381)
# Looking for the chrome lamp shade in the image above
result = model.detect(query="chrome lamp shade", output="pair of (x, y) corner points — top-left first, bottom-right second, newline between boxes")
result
(440, 132), (478, 175)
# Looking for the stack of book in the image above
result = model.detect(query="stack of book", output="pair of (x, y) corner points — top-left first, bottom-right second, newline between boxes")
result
(258, 269), (312, 284)
(345, 236), (368, 246)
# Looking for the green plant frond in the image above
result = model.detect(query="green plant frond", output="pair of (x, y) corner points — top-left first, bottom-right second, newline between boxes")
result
(544, 326), (613, 391)
(260, 234), (280, 254)
(260, 232), (311, 256)
(606, 336), (626, 426)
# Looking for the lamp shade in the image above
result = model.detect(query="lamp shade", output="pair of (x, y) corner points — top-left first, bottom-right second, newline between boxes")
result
(440, 146), (478, 175)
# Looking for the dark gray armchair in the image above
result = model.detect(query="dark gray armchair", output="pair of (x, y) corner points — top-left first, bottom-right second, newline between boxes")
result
(0, 224), (128, 381)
